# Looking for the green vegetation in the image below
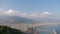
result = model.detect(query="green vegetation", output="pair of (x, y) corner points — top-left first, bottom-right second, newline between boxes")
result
(0, 25), (26, 34)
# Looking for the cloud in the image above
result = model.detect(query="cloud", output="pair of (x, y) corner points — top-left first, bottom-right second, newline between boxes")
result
(1, 9), (60, 19)
(22, 13), (27, 17)
(42, 11), (51, 15)
(28, 13), (38, 18)
(3, 9), (21, 16)
(0, 9), (52, 18)
(39, 11), (51, 18)
(2, 9), (38, 18)
(4, 9), (13, 14)
(2, 9), (27, 17)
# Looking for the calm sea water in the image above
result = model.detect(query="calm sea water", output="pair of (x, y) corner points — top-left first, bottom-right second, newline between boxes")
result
(37, 25), (60, 34)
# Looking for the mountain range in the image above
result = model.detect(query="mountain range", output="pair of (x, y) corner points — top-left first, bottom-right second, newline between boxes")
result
(0, 15), (60, 24)
(0, 15), (35, 24)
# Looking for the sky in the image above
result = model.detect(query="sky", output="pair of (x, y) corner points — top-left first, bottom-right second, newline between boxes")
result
(0, 0), (60, 19)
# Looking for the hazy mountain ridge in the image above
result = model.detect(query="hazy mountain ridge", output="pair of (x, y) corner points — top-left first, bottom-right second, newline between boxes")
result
(0, 15), (35, 24)
(0, 15), (60, 24)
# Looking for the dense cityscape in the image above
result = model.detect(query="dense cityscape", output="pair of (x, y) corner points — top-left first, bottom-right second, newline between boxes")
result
(0, 23), (60, 34)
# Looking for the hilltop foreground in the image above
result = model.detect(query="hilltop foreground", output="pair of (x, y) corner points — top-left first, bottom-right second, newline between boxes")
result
(0, 25), (26, 34)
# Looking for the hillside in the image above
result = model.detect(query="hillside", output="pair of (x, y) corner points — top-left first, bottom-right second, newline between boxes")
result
(0, 25), (26, 34)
